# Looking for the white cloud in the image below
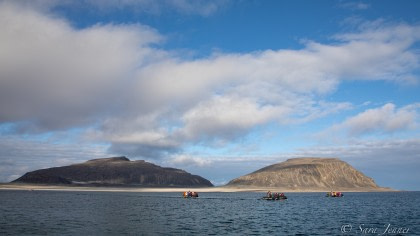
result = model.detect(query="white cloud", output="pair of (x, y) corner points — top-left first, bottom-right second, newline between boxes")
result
(0, 2), (162, 131)
(165, 0), (229, 16)
(166, 154), (212, 167)
(178, 96), (287, 142)
(339, 2), (370, 10)
(296, 138), (420, 159)
(323, 103), (419, 137)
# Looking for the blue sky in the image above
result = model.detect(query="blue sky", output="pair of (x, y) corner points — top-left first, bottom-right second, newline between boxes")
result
(1, 0), (420, 190)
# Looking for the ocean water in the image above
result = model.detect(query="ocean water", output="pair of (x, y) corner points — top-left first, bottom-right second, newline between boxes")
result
(0, 190), (419, 235)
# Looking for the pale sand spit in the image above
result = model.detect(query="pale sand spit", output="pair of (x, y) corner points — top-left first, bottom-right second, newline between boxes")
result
(0, 183), (395, 193)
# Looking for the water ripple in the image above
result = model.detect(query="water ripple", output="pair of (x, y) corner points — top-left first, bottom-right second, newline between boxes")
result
(0, 191), (419, 235)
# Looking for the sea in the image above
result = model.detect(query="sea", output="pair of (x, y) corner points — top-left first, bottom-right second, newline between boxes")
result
(0, 190), (419, 235)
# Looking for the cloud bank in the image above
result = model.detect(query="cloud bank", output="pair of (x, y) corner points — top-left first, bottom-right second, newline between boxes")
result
(1, 1), (420, 162)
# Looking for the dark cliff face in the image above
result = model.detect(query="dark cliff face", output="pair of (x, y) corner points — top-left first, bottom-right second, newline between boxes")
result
(226, 158), (380, 190)
(12, 156), (213, 187)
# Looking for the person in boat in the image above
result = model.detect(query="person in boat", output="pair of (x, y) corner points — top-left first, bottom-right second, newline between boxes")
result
(267, 191), (272, 198)
(187, 190), (192, 197)
(280, 193), (285, 198)
(274, 192), (279, 199)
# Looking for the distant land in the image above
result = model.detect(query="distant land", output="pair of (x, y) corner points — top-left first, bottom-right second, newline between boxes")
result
(226, 158), (391, 191)
(12, 156), (213, 187)
(3, 157), (394, 192)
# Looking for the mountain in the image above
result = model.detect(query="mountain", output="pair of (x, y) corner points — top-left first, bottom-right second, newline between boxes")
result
(226, 158), (384, 191)
(12, 156), (213, 187)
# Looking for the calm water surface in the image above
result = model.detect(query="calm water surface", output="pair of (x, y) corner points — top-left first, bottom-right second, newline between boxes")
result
(0, 191), (419, 235)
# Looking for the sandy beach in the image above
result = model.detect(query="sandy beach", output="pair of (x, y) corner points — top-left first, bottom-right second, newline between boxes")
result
(0, 183), (395, 193)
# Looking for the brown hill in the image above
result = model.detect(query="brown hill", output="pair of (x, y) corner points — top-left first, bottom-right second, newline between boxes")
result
(12, 156), (213, 187)
(226, 158), (383, 191)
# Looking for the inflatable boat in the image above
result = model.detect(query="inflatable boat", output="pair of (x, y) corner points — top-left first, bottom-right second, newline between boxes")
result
(261, 196), (287, 200)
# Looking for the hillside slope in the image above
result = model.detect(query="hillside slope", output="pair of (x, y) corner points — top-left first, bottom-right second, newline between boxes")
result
(13, 156), (213, 187)
(226, 158), (382, 190)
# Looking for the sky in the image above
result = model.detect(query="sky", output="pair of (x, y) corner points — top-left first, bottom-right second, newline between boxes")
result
(1, 0), (420, 190)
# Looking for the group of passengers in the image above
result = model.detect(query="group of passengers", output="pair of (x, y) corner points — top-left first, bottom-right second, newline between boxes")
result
(183, 191), (199, 198)
(266, 191), (285, 199)
(327, 191), (343, 197)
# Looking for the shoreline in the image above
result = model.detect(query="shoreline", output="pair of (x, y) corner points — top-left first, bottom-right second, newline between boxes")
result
(0, 183), (396, 193)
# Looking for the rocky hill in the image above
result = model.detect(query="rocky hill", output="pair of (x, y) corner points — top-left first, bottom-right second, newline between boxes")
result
(226, 158), (383, 190)
(12, 156), (213, 187)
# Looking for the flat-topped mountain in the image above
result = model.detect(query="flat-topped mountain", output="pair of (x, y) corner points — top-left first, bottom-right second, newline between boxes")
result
(226, 158), (383, 190)
(12, 156), (213, 187)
